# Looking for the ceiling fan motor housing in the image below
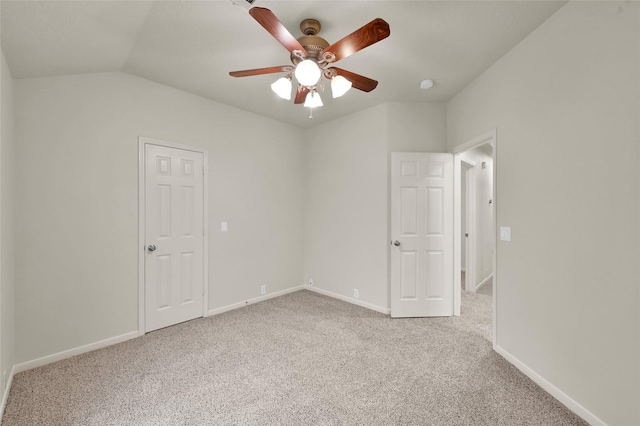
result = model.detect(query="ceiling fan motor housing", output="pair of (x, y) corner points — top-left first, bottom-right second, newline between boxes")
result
(229, 8), (389, 104)
(291, 18), (329, 65)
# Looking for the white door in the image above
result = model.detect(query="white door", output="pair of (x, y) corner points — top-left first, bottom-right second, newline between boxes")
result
(465, 165), (476, 292)
(145, 144), (204, 332)
(391, 152), (454, 317)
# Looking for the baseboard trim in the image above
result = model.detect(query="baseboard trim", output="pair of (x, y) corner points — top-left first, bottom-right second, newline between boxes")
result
(305, 286), (390, 315)
(475, 273), (493, 291)
(0, 365), (16, 420)
(14, 331), (139, 374)
(208, 285), (305, 316)
(494, 345), (606, 426)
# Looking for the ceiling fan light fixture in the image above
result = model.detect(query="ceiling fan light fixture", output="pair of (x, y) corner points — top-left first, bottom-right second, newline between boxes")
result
(271, 77), (292, 100)
(303, 90), (323, 108)
(331, 75), (352, 98)
(295, 59), (321, 87)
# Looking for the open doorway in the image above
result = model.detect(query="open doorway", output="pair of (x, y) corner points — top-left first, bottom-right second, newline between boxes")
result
(453, 130), (496, 345)
(459, 145), (494, 295)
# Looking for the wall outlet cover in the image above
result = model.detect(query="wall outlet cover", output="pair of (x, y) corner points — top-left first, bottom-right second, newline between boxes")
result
(260, 285), (266, 295)
(353, 288), (359, 299)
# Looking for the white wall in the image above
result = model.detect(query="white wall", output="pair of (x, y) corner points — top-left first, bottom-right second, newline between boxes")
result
(386, 102), (446, 153)
(304, 105), (389, 309)
(447, 2), (639, 424)
(1, 51), (16, 396)
(304, 102), (446, 310)
(459, 147), (493, 288)
(14, 72), (305, 364)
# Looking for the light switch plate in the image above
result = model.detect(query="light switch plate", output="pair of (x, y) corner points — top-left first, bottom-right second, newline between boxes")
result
(500, 226), (511, 242)
(221, 222), (228, 232)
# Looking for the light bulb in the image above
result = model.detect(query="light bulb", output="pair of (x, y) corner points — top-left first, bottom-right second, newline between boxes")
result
(303, 91), (323, 108)
(331, 75), (352, 98)
(295, 60), (321, 87)
(271, 77), (292, 100)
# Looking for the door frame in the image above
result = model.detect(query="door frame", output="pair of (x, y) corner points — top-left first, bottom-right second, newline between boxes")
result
(138, 136), (209, 336)
(452, 129), (497, 348)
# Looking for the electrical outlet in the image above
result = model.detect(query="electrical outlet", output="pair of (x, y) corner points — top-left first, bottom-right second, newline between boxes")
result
(260, 285), (266, 295)
(308, 279), (313, 287)
(353, 288), (359, 299)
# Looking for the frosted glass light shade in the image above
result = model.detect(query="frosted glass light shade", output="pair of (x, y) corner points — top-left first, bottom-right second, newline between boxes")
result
(331, 75), (352, 98)
(295, 60), (321, 87)
(303, 91), (323, 108)
(271, 77), (292, 100)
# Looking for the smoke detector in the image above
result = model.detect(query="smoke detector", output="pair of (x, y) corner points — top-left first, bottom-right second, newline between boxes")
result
(420, 79), (434, 90)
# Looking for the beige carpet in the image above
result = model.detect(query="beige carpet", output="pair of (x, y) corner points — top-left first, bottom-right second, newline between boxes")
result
(3, 290), (585, 425)
(462, 271), (493, 297)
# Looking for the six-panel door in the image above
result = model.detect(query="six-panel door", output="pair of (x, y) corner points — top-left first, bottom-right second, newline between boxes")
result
(391, 152), (454, 317)
(145, 144), (204, 332)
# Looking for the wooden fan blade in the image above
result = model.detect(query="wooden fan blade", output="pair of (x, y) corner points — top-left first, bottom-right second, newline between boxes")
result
(249, 8), (307, 58)
(332, 67), (378, 92)
(229, 66), (294, 77)
(294, 86), (309, 104)
(320, 18), (390, 63)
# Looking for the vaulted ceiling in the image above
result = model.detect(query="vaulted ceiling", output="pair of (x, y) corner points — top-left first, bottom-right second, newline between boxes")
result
(1, 1), (567, 128)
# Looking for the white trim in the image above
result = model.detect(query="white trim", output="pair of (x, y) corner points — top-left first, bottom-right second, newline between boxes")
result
(138, 140), (145, 336)
(14, 331), (138, 374)
(0, 365), (16, 420)
(208, 286), (305, 316)
(495, 345), (607, 426)
(306, 286), (391, 315)
(491, 134), (497, 350)
(452, 129), (496, 155)
(453, 158), (461, 315)
(475, 273), (493, 292)
(138, 137), (209, 335)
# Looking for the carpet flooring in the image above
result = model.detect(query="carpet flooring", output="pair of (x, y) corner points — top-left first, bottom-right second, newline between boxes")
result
(461, 271), (493, 297)
(2, 290), (586, 425)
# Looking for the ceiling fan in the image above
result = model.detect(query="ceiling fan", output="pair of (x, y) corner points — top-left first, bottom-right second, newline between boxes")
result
(229, 7), (390, 109)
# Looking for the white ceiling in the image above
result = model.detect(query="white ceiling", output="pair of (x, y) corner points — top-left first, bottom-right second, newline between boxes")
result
(1, 0), (567, 128)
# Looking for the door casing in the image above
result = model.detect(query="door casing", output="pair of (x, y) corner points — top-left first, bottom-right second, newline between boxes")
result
(452, 129), (497, 348)
(138, 136), (209, 335)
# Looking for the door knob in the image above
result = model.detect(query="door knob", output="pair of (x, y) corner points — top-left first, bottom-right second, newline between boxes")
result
(147, 244), (156, 252)
(393, 240), (401, 246)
